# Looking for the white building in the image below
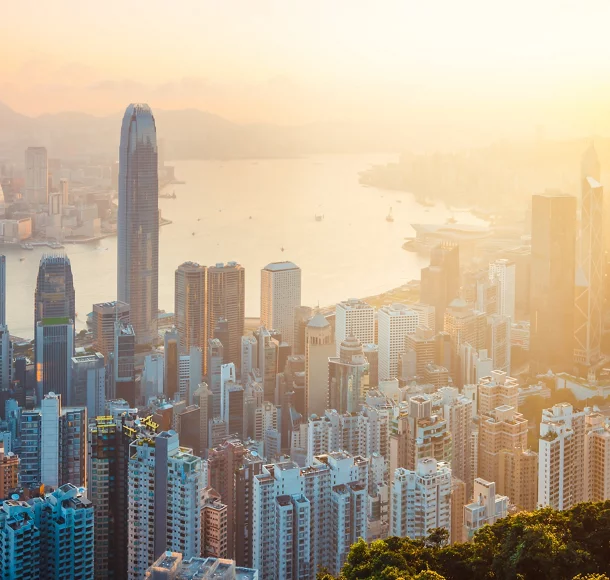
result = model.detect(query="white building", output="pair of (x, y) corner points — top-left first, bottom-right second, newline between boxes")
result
(252, 451), (368, 579)
(241, 335), (258, 379)
(260, 262), (301, 348)
(463, 478), (508, 541)
(391, 458), (452, 539)
(408, 303), (436, 333)
(127, 430), (204, 579)
(489, 259), (516, 320)
(335, 299), (375, 356)
(378, 304), (419, 380)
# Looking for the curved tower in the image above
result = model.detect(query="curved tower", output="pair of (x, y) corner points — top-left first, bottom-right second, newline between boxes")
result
(117, 103), (159, 344)
(34, 254), (75, 327)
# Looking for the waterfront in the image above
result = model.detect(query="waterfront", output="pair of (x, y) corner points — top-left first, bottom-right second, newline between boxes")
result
(4, 154), (485, 338)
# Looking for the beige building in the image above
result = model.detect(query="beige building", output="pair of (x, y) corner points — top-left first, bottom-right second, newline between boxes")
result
(202, 487), (228, 558)
(92, 300), (130, 359)
(451, 477), (466, 544)
(585, 413), (610, 501)
(304, 313), (334, 416)
(175, 262), (207, 358)
(478, 370), (519, 417)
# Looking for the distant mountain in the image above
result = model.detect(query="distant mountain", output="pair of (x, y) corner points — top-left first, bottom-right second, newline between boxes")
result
(0, 102), (402, 161)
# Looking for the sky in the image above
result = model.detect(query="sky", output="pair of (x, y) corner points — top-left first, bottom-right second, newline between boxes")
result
(2, 0), (610, 137)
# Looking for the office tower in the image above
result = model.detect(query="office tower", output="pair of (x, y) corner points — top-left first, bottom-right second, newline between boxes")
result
(391, 458), (452, 539)
(478, 405), (528, 498)
(530, 192), (576, 373)
(128, 430), (204, 578)
(420, 243), (460, 331)
(92, 300), (130, 359)
(71, 351), (105, 416)
(378, 304), (419, 380)
(463, 478), (509, 541)
(404, 326), (436, 378)
(487, 314), (511, 375)
(408, 302), (436, 333)
(117, 103), (159, 345)
(0, 326), (12, 390)
(115, 322), (136, 406)
(143, 353), (164, 400)
(208, 339), (224, 417)
(406, 396), (452, 470)
(293, 305), (313, 356)
(34, 254), (75, 328)
(175, 262), (207, 357)
(443, 299), (486, 359)
(176, 404), (203, 456)
(261, 261), (301, 348)
(335, 298), (375, 356)
(489, 259), (516, 320)
(538, 403), (586, 510)
(35, 318), (74, 401)
(439, 387), (473, 496)
(163, 327), (179, 400)
(478, 370), (519, 416)
(206, 262), (245, 371)
(328, 335), (369, 413)
(222, 381), (244, 440)
(304, 313), (334, 416)
(25, 146), (48, 205)
(202, 488), (229, 558)
(214, 318), (230, 360)
(254, 326), (280, 402)
(187, 346), (202, 404)
(59, 177), (69, 205)
(0, 255), (5, 326)
(575, 174), (604, 368)
(252, 452), (368, 579)
(241, 335), (258, 379)
(193, 383), (213, 456)
(0, 444), (18, 498)
(145, 552), (258, 580)
(584, 412), (610, 501)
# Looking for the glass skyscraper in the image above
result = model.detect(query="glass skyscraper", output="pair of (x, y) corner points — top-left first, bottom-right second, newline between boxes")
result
(34, 254), (75, 329)
(117, 103), (159, 345)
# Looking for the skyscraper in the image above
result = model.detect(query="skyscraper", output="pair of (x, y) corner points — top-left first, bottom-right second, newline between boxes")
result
(71, 351), (105, 416)
(92, 300), (130, 359)
(25, 146), (48, 205)
(34, 254), (75, 329)
(260, 261), (301, 348)
(117, 103), (159, 345)
(530, 192), (576, 374)
(175, 261), (207, 357)
(207, 263), (245, 372)
(489, 258), (516, 320)
(35, 318), (74, 401)
(378, 304), (419, 380)
(164, 327), (179, 401)
(114, 322), (136, 406)
(334, 298), (375, 356)
(0, 255), (5, 327)
(574, 145), (604, 369)
(328, 335), (369, 413)
(304, 313), (334, 416)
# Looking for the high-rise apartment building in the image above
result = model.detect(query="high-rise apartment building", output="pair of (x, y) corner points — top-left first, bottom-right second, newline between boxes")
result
(443, 300), (487, 370)
(92, 301), (130, 359)
(378, 304), (419, 380)
(420, 243), (460, 331)
(463, 478), (508, 541)
(489, 259), (516, 320)
(206, 263), (245, 372)
(117, 103), (159, 345)
(35, 318), (74, 401)
(241, 335), (258, 379)
(404, 326), (436, 378)
(0, 444), (18, 498)
(25, 146), (48, 205)
(538, 403), (586, 510)
(261, 262), (301, 348)
(293, 305), (313, 356)
(175, 262), (207, 357)
(145, 552), (258, 580)
(391, 458), (452, 540)
(127, 430), (204, 578)
(487, 314), (511, 375)
(530, 192), (576, 373)
(34, 254), (75, 329)
(406, 396), (452, 470)
(328, 335), (369, 414)
(252, 452), (368, 579)
(584, 412), (610, 501)
(304, 313), (334, 416)
(334, 298), (375, 356)
(478, 370), (519, 417)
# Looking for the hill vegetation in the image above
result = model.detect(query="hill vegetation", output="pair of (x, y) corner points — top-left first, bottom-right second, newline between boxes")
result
(318, 501), (610, 580)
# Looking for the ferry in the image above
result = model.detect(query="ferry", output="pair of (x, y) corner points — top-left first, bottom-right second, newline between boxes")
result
(315, 214), (324, 222)
(20, 243), (34, 250)
(386, 207), (394, 222)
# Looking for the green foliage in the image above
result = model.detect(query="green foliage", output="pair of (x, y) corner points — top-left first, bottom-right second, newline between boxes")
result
(320, 501), (610, 580)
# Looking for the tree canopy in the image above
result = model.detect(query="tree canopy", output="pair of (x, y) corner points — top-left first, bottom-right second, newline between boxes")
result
(319, 501), (610, 580)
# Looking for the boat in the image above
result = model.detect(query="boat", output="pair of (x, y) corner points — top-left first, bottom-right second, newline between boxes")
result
(315, 214), (324, 222)
(386, 207), (394, 222)
(281, 247), (285, 252)
(20, 243), (34, 250)
(192, 232), (195, 236)
(19, 257), (25, 262)
(446, 216), (458, 225)
(159, 190), (177, 199)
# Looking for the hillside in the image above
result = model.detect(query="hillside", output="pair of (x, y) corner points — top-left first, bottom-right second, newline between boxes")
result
(319, 501), (610, 580)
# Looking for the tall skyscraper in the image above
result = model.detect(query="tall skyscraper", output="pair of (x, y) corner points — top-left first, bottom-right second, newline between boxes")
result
(92, 300), (130, 359)
(117, 103), (159, 345)
(574, 146), (604, 369)
(260, 261), (301, 348)
(334, 298), (375, 356)
(25, 146), (48, 205)
(420, 243), (460, 331)
(489, 258), (516, 320)
(378, 304), (419, 380)
(34, 254), (75, 329)
(328, 335), (369, 413)
(35, 318), (74, 401)
(530, 192), (576, 374)
(304, 313), (334, 416)
(0, 326), (12, 390)
(164, 327), (179, 401)
(114, 322), (136, 406)
(0, 255), (5, 327)
(207, 263), (245, 372)
(175, 261), (207, 357)
(71, 352), (105, 416)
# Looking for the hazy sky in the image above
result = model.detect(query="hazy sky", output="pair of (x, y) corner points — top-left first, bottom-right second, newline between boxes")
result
(2, 0), (610, 136)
